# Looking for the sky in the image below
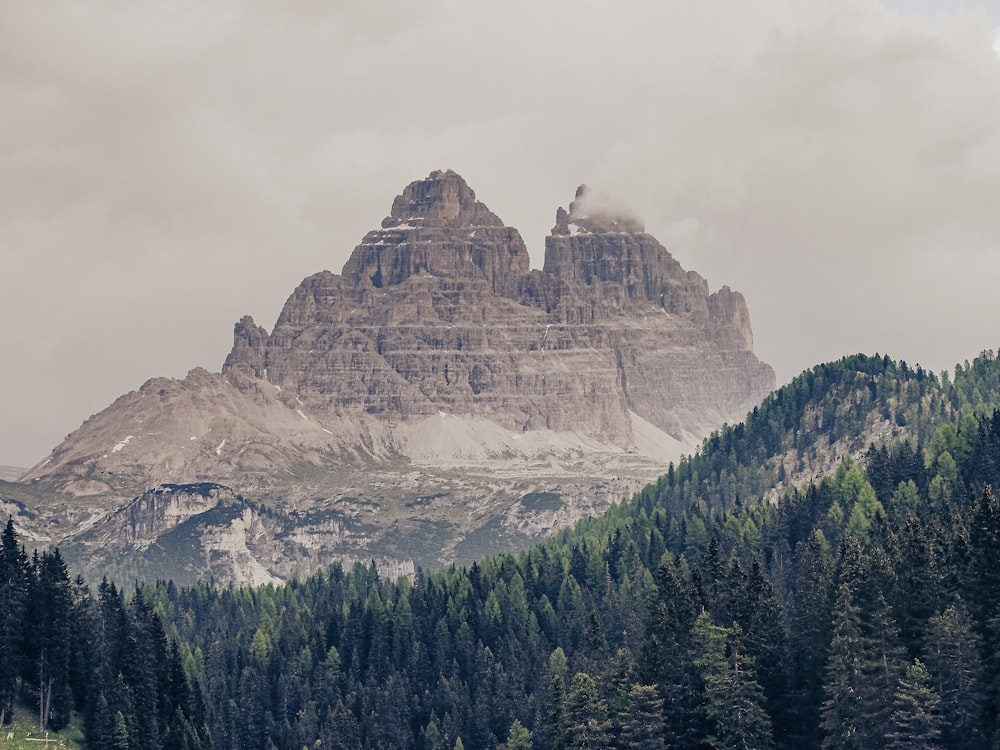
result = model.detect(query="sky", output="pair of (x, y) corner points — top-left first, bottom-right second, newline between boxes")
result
(2, 0), (1000, 468)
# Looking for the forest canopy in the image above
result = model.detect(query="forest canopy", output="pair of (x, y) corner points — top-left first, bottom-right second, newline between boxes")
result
(7, 351), (1000, 748)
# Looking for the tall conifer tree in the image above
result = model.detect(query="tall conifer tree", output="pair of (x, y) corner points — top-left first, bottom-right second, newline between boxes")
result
(924, 598), (985, 750)
(821, 584), (866, 749)
(886, 660), (943, 750)
(0, 518), (27, 727)
(692, 611), (774, 750)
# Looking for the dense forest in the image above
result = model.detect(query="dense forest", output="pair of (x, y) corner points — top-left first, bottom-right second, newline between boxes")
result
(7, 351), (1000, 748)
(0, 519), (208, 747)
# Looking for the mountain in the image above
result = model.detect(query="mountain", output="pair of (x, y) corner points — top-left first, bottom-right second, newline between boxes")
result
(7, 170), (774, 585)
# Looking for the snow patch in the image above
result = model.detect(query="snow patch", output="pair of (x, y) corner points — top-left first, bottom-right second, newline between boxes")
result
(216, 439), (226, 456)
(111, 436), (135, 453)
(297, 409), (308, 420)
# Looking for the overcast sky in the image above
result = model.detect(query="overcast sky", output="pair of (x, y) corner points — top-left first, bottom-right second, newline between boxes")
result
(3, 0), (1000, 468)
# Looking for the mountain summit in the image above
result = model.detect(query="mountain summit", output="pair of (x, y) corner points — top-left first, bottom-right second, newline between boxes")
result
(16, 170), (774, 584)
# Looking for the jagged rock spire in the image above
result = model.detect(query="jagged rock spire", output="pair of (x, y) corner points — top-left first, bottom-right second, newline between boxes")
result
(341, 170), (530, 294)
(552, 184), (645, 235)
(384, 169), (505, 228)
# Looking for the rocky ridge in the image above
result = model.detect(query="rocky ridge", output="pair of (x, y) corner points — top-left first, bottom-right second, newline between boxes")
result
(10, 170), (775, 585)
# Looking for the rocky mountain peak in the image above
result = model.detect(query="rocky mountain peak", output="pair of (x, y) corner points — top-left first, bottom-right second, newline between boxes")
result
(341, 170), (530, 295)
(543, 185), (699, 318)
(384, 169), (504, 229)
(552, 184), (646, 235)
(17, 169), (776, 586)
(224, 315), (270, 379)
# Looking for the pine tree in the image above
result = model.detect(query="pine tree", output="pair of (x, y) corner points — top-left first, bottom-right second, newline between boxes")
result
(504, 719), (532, 750)
(967, 485), (1000, 626)
(790, 529), (833, 747)
(864, 594), (908, 746)
(536, 647), (568, 750)
(639, 558), (704, 747)
(563, 672), (611, 750)
(821, 580), (907, 750)
(739, 558), (791, 742)
(617, 683), (666, 750)
(84, 579), (131, 748)
(113, 709), (130, 750)
(25, 548), (74, 731)
(923, 599), (984, 750)
(893, 514), (943, 655)
(0, 518), (27, 727)
(692, 611), (774, 750)
(886, 660), (943, 750)
(821, 584), (867, 749)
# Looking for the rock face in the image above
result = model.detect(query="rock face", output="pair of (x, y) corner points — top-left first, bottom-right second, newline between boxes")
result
(341, 169), (530, 296)
(13, 170), (775, 585)
(221, 173), (771, 447)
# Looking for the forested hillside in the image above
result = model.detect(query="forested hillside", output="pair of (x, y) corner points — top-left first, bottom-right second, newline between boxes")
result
(6, 351), (1000, 748)
(0, 520), (207, 747)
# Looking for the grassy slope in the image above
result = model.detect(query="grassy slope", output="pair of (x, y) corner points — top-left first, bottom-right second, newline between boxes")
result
(2, 703), (84, 749)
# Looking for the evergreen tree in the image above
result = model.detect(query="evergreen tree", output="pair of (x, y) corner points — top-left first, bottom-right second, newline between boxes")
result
(967, 485), (1000, 626)
(616, 683), (666, 750)
(789, 529), (833, 746)
(84, 579), (131, 748)
(692, 611), (773, 750)
(113, 709), (130, 750)
(536, 648), (569, 750)
(504, 718), (532, 750)
(0, 518), (27, 726)
(25, 548), (74, 731)
(639, 558), (704, 747)
(738, 557), (791, 742)
(126, 589), (170, 750)
(892, 514), (942, 655)
(923, 599), (984, 750)
(886, 660), (943, 750)
(864, 594), (908, 746)
(821, 584), (867, 749)
(563, 672), (611, 750)
(319, 703), (362, 750)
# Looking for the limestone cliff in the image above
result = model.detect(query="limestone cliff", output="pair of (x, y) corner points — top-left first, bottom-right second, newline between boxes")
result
(16, 170), (775, 585)
(220, 173), (772, 450)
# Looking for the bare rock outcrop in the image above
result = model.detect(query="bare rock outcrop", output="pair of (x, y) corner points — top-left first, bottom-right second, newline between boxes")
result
(217, 173), (771, 451)
(17, 169), (776, 585)
(341, 169), (530, 297)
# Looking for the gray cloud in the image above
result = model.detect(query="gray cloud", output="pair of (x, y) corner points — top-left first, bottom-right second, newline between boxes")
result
(3, 0), (1000, 467)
